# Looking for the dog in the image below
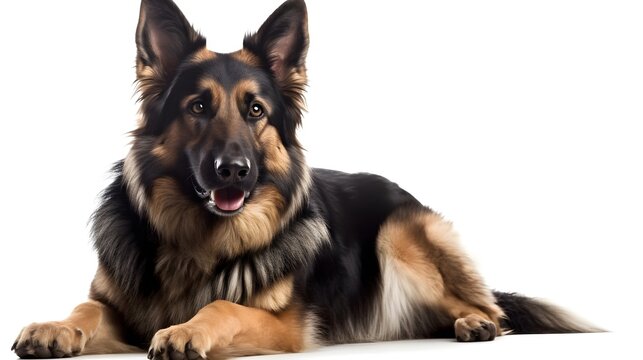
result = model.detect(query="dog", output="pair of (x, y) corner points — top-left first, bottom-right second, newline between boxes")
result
(11, 0), (599, 358)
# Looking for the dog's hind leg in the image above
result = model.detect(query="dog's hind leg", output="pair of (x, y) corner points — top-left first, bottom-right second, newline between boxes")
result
(12, 300), (140, 358)
(376, 206), (504, 342)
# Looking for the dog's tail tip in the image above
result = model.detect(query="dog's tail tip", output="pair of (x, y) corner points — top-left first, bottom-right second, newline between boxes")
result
(493, 290), (605, 334)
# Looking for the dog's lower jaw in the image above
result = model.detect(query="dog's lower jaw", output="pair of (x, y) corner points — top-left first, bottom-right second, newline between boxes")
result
(204, 189), (251, 217)
(205, 200), (245, 217)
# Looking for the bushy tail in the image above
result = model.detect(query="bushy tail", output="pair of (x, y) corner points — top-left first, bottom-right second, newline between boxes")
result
(493, 291), (604, 334)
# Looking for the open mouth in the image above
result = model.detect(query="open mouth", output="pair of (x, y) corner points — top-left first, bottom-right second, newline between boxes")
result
(193, 180), (249, 216)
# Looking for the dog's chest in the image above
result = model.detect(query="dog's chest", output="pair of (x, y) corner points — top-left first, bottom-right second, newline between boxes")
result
(152, 248), (292, 312)
(154, 248), (253, 304)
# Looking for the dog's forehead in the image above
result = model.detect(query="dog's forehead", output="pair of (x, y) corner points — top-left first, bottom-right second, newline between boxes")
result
(190, 52), (270, 93)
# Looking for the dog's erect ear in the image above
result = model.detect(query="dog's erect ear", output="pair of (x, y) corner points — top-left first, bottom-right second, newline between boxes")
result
(243, 0), (308, 147)
(136, 0), (205, 83)
(243, 0), (309, 83)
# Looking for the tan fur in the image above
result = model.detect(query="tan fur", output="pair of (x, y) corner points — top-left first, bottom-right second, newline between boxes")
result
(454, 314), (498, 342)
(190, 48), (216, 63)
(372, 216), (446, 340)
(135, 64), (158, 88)
(280, 164), (312, 229)
(151, 121), (187, 165)
(13, 301), (139, 357)
(375, 208), (504, 339)
(148, 176), (288, 258)
(211, 184), (287, 257)
(248, 275), (295, 312)
(90, 267), (120, 305)
(253, 117), (269, 137)
(231, 49), (261, 67)
(258, 122), (291, 175)
(149, 301), (307, 358)
(378, 220), (445, 301)
(233, 78), (260, 100)
(135, 64), (166, 130)
(199, 78), (226, 110)
(154, 244), (213, 300)
(282, 68), (307, 112)
(421, 212), (504, 323)
(123, 147), (149, 215)
(148, 177), (209, 246)
(150, 141), (167, 159)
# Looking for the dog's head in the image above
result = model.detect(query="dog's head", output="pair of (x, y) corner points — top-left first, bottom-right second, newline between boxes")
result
(127, 0), (308, 222)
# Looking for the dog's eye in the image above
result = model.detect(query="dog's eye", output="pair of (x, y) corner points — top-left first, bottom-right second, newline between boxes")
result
(190, 101), (206, 115)
(248, 103), (264, 118)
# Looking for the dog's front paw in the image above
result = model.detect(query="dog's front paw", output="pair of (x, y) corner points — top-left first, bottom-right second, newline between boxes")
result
(455, 315), (497, 342)
(12, 322), (86, 358)
(148, 323), (215, 360)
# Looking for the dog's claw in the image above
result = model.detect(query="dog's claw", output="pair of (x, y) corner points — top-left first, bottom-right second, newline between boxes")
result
(185, 341), (202, 360)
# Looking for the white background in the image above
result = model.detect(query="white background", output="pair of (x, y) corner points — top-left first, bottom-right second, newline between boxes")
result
(1, 0), (641, 359)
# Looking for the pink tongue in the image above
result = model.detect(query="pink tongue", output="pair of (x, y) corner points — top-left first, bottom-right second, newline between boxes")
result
(213, 188), (245, 211)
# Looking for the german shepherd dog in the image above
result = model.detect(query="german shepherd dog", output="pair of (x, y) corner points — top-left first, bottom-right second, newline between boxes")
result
(12, 0), (599, 358)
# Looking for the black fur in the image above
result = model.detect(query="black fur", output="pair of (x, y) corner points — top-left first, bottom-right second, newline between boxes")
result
(301, 169), (422, 340)
(494, 291), (597, 334)
(91, 163), (160, 299)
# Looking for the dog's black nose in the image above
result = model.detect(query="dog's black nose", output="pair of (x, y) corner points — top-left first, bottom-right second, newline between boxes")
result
(215, 156), (251, 182)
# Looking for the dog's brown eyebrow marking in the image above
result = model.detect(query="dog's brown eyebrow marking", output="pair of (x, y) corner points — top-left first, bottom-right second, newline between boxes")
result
(197, 78), (225, 107)
(233, 79), (260, 100)
(233, 79), (273, 115)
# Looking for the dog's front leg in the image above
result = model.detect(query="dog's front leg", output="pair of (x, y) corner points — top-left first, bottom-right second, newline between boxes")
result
(12, 300), (139, 358)
(148, 300), (305, 359)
